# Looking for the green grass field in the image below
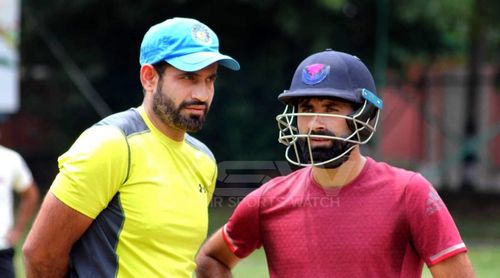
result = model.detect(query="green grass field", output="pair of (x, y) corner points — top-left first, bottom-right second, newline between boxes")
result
(13, 205), (500, 277)
(13, 239), (500, 278)
(231, 244), (500, 278)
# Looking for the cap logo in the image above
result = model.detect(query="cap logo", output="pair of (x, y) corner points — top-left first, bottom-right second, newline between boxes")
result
(302, 63), (330, 85)
(191, 23), (213, 45)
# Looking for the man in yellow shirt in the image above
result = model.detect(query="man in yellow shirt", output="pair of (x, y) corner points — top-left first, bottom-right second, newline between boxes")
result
(23, 17), (239, 277)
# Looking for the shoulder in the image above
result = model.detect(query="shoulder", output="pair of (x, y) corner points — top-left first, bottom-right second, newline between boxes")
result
(60, 111), (141, 160)
(71, 125), (127, 153)
(0, 145), (19, 158)
(368, 157), (415, 177)
(94, 108), (149, 137)
(367, 157), (432, 195)
(76, 108), (148, 148)
(185, 134), (215, 161)
(57, 126), (129, 172)
(0, 145), (25, 165)
(368, 157), (424, 185)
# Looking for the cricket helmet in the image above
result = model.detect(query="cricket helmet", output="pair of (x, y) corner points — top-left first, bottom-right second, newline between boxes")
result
(276, 49), (383, 167)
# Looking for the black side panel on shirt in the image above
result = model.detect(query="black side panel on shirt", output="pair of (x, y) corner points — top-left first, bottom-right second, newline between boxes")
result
(69, 109), (148, 277)
(70, 194), (124, 278)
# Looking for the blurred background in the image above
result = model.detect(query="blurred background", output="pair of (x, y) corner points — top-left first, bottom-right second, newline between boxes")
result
(1, 0), (499, 277)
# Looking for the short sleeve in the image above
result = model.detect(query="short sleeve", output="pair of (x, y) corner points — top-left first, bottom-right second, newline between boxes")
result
(51, 126), (129, 219)
(405, 173), (467, 266)
(223, 188), (263, 258)
(12, 152), (34, 193)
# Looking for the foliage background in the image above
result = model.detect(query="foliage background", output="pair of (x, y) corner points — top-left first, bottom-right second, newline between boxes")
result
(13, 0), (499, 189)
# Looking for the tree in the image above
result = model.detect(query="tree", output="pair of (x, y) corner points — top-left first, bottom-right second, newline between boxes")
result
(15, 0), (500, 190)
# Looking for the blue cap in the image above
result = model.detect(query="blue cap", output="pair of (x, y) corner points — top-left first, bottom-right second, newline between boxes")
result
(139, 17), (240, 72)
(278, 49), (377, 105)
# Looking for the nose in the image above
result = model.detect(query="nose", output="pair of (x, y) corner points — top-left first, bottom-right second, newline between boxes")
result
(308, 115), (326, 133)
(192, 83), (213, 102)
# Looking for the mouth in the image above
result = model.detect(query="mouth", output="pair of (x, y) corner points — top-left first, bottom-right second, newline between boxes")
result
(183, 105), (207, 115)
(308, 137), (332, 147)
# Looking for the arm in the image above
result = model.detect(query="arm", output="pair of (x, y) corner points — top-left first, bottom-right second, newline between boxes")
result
(404, 175), (473, 276)
(7, 182), (39, 246)
(196, 228), (241, 278)
(429, 252), (475, 278)
(22, 192), (93, 278)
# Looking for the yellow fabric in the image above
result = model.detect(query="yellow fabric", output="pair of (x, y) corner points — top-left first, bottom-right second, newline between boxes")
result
(52, 126), (128, 218)
(51, 106), (217, 277)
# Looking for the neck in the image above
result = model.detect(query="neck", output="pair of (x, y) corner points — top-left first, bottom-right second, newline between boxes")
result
(311, 148), (366, 188)
(143, 103), (185, 142)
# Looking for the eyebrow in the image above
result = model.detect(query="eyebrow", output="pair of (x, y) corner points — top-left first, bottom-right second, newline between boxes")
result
(298, 100), (340, 108)
(180, 72), (218, 79)
(181, 72), (197, 77)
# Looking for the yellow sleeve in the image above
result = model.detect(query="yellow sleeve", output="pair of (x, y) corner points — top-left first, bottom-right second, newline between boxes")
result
(51, 126), (129, 218)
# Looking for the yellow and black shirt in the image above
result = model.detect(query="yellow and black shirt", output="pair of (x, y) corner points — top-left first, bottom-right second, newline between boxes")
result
(51, 106), (216, 277)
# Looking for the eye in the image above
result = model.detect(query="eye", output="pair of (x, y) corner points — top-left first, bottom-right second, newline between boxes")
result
(325, 106), (340, 113)
(207, 75), (217, 82)
(299, 107), (313, 113)
(181, 74), (196, 81)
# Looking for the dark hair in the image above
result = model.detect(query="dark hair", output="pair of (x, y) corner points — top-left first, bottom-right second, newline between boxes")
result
(152, 61), (170, 78)
(141, 61), (170, 95)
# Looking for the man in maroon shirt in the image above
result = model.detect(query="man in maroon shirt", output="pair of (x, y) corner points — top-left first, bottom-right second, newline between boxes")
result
(196, 49), (475, 277)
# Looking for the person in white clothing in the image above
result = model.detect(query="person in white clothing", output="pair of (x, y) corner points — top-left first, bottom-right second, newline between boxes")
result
(0, 143), (39, 278)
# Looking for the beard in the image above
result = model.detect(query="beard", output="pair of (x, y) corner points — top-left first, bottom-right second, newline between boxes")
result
(298, 130), (354, 169)
(152, 81), (209, 133)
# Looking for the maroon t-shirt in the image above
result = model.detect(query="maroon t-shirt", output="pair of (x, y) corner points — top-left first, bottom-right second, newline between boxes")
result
(223, 157), (466, 277)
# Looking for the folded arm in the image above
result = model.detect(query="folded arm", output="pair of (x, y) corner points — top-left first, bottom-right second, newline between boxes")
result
(196, 228), (241, 278)
(23, 192), (93, 278)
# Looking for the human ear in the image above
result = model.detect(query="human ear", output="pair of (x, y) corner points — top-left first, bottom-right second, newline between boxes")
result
(140, 65), (158, 93)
